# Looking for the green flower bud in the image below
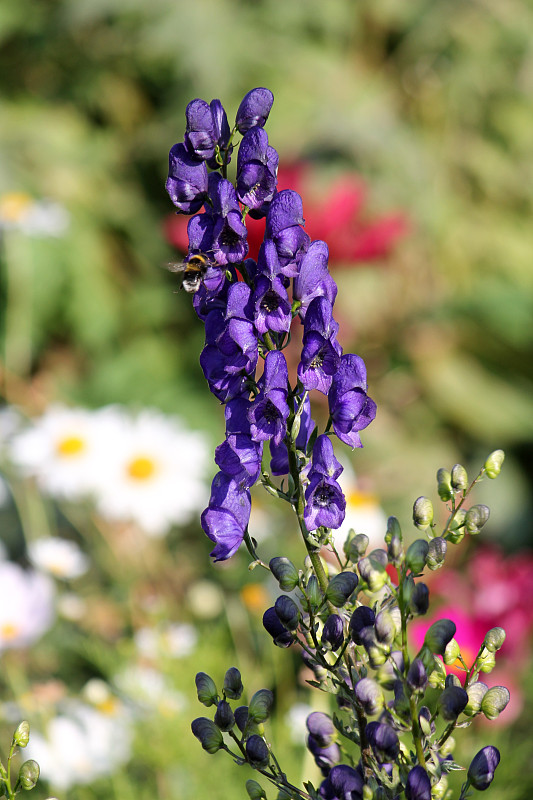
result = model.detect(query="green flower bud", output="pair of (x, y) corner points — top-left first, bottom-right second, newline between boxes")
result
(13, 721), (30, 748)
(481, 686), (510, 720)
(477, 649), (496, 673)
(246, 780), (267, 800)
(484, 449), (505, 479)
(385, 516), (402, 545)
(357, 552), (388, 593)
(464, 682), (489, 716)
(465, 504), (490, 535)
(432, 775), (448, 800)
(344, 532), (369, 562)
(413, 496), (434, 530)
(374, 610), (396, 646)
(195, 672), (218, 707)
(191, 718), (224, 753)
(427, 655), (447, 689)
(426, 537), (447, 570)
(248, 689), (274, 724)
(446, 527), (465, 545)
(424, 619), (456, 655)
(451, 464), (468, 491)
(355, 677), (385, 716)
(18, 760), (40, 791)
(437, 468), (453, 501)
(406, 539), (429, 575)
(439, 736), (456, 757)
(484, 627), (506, 652)
(307, 575), (322, 608)
(443, 638), (461, 666)
(223, 667), (243, 700)
(387, 532), (403, 565)
(269, 557), (299, 592)
(325, 571), (358, 607)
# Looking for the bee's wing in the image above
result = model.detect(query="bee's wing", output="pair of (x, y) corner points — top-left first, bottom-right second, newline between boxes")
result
(165, 261), (185, 274)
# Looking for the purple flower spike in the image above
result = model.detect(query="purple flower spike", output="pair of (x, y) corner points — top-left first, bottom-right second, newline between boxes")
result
(184, 99), (218, 161)
(236, 88), (274, 133)
(293, 240), (337, 319)
(304, 473), (346, 531)
(328, 354), (377, 448)
(201, 472), (251, 560)
(166, 143), (208, 214)
(236, 128), (278, 210)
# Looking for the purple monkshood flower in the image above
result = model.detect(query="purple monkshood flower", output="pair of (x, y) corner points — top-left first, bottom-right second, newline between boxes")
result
(328, 354), (376, 448)
(405, 766), (431, 800)
(184, 99), (219, 161)
(308, 435), (343, 480)
(307, 736), (341, 774)
(166, 143), (208, 214)
(304, 473), (346, 531)
(256, 239), (283, 279)
(265, 190), (310, 277)
(293, 239), (337, 319)
(319, 765), (364, 800)
(366, 721), (400, 764)
(236, 88), (274, 133)
(270, 393), (313, 476)
(248, 350), (290, 446)
(236, 127), (278, 211)
(298, 297), (342, 394)
(201, 472), (251, 560)
(468, 746), (500, 791)
(208, 173), (248, 264)
(253, 275), (292, 335)
(215, 397), (263, 489)
(306, 712), (335, 747)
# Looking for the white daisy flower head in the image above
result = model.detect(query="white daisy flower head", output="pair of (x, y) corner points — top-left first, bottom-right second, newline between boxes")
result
(0, 561), (55, 650)
(0, 192), (69, 237)
(26, 697), (132, 790)
(8, 405), (117, 501)
(91, 407), (210, 536)
(28, 537), (89, 580)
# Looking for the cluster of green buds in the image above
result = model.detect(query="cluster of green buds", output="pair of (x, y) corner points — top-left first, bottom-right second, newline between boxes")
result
(0, 721), (46, 800)
(191, 451), (509, 799)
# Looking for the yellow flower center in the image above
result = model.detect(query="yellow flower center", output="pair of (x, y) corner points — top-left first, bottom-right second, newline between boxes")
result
(0, 623), (19, 640)
(346, 489), (379, 508)
(56, 435), (86, 458)
(0, 192), (33, 222)
(127, 456), (156, 481)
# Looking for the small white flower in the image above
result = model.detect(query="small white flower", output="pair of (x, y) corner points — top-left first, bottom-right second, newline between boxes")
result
(28, 537), (89, 580)
(9, 405), (115, 501)
(0, 562), (54, 650)
(114, 665), (187, 716)
(285, 703), (314, 744)
(91, 408), (209, 536)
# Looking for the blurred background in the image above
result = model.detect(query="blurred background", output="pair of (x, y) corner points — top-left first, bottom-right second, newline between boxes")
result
(0, 0), (532, 798)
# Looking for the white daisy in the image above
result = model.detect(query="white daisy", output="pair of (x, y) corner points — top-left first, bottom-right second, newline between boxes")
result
(0, 192), (69, 237)
(0, 561), (55, 650)
(28, 537), (89, 580)
(91, 408), (209, 536)
(8, 405), (115, 501)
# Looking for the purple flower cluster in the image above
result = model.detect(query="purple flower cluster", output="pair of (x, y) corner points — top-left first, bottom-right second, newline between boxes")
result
(165, 88), (376, 561)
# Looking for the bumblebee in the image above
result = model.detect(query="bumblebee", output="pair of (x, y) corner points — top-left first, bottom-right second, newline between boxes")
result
(167, 253), (210, 293)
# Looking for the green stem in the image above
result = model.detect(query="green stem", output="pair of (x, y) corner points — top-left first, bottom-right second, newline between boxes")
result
(409, 695), (426, 767)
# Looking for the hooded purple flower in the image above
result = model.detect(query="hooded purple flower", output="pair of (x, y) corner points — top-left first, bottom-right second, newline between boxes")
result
(236, 127), (278, 211)
(319, 765), (364, 800)
(328, 354), (376, 448)
(201, 472), (252, 560)
(265, 190), (310, 277)
(405, 766), (431, 800)
(214, 397), (263, 489)
(308, 435), (343, 481)
(236, 88), (274, 133)
(304, 473), (346, 531)
(366, 721), (399, 764)
(166, 143), (209, 214)
(184, 99), (219, 161)
(208, 173), (248, 264)
(248, 350), (290, 446)
(253, 275), (292, 335)
(298, 297), (342, 393)
(293, 240), (337, 319)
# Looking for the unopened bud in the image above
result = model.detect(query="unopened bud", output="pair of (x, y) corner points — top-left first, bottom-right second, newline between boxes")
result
(13, 721), (30, 748)
(385, 516), (402, 545)
(484, 450), (505, 479)
(246, 779), (267, 800)
(465, 504), (490, 535)
(274, 595), (300, 631)
(191, 718), (224, 753)
(406, 539), (429, 575)
(223, 667), (243, 700)
(406, 658), (428, 693)
(481, 686), (510, 720)
(374, 610), (396, 646)
(477, 649), (496, 673)
(437, 468), (453, 501)
(18, 761), (39, 791)
(195, 672), (218, 707)
(306, 575), (322, 608)
(245, 735), (270, 768)
(413, 497), (433, 530)
(248, 689), (274, 724)
(214, 700), (235, 732)
(468, 746), (500, 791)
(443, 638), (461, 666)
(484, 627), (506, 652)
(426, 537), (447, 570)
(424, 619), (456, 655)
(357, 553), (388, 593)
(432, 775), (448, 800)
(437, 685), (468, 721)
(355, 678), (385, 716)
(325, 572), (358, 607)
(410, 582), (429, 616)
(451, 464), (468, 491)
(269, 557), (299, 592)
(464, 682), (489, 716)
(344, 532), (369, 561)
(321, 614), (344, 651)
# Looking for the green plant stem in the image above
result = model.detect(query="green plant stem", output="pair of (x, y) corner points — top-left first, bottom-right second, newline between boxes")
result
(409, 695), (426, 767)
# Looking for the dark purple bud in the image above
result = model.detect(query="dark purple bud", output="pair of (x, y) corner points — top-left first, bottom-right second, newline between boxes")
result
(424, 619), (456, 655)
(234, 705), (249, 733)
(191, 717), (223, 753)
(349, 606), (375, 645)
(437, 685), (469, 721)
(307, 736), (341, 774)
(418, 705), (436, 736)
(321, 614), (345, 651)
(166, 143), (208, 214)
(405, 766), (431, 800)
(274, 595), (300, 631)
(262, 607), (295, 647)
(410, 581), (430, 616)
(236, 88), (274, 133)
(355, 677), (384, 716)
(393, 679), (410, 718)
(223, 667), (243, 700)
(269, 556), (299, 591)
(245, 735), (270, 768)
(327, 765), (364, 799)
(407, 658), (428, 693)
(214, 700), (235, 731)
(306, 711), (335, 747)
(366, 721), (399, 763)
(195, 672), (218, 707)
(325, 572), (358, 607)
(468, 746), (500, 791)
